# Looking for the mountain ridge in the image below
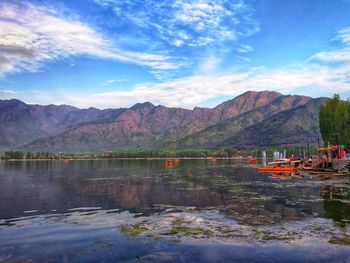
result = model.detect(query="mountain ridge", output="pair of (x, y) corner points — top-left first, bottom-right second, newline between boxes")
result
(0, 91), (326, 152)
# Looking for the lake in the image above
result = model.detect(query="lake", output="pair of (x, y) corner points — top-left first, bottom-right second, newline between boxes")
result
(1, 159), (350, 262)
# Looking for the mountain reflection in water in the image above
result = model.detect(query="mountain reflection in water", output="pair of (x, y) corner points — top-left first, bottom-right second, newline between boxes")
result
(1, 159), (350, 262)
(0, 159), (348, 226)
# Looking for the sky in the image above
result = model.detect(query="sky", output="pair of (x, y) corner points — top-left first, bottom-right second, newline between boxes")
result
(0, 0), (350, 109)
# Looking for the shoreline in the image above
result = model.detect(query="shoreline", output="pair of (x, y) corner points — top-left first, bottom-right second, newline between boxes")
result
(0, 156), (249, 162)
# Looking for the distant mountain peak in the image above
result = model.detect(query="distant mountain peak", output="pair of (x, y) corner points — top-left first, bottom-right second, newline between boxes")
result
(240, 90), (282, 96)
(0, 99), (26, 108)
(130, 102), (155, 110)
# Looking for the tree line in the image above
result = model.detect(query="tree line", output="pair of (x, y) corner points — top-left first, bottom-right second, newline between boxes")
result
(319, 94), (350, 149)
(1, 147), (320, 160)
(1, 149), (241, 160)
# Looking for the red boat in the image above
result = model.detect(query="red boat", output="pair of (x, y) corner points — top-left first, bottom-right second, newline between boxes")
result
(258, 159), (302, 172)
(163, 159), (180, 166)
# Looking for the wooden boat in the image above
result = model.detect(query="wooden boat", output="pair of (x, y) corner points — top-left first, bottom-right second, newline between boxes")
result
(163, 159), (180, 166)
(259, 166), (300, 172)
(269, 171), (292, 180)
(249, 158), (257, 164)
(258, 159), (302, 172)
(302, 167), (314, 171)
(309, 171), (348, 176)
(303, 167), (333, 172)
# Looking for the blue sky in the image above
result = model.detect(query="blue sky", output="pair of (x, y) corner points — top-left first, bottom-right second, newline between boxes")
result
(0, 0), (350, 108)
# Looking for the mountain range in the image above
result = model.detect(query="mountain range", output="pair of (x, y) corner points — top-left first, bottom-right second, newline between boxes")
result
(0, 91), (327, 152)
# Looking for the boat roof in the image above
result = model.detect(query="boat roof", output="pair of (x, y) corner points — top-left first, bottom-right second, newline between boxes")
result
(268, 161), (288, 164)
(319, 146), (339, 150)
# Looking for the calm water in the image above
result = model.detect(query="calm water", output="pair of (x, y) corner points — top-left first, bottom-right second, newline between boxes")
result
(1, 159), (350, 262)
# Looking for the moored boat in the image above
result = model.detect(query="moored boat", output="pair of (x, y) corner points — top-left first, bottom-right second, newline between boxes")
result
(163, 159), (180, 166)
(258, 159), (302, 172)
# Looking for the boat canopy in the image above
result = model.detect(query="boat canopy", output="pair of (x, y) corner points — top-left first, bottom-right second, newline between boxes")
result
(268, 161), (288, 165)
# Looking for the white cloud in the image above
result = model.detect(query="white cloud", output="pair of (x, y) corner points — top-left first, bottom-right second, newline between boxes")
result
(237, 44), (253, 53)
(0, 88), (17, 94)
(0, 2), (179, 74)
(54, 25), (350, 109)
(3, 2), (349, 109)
(65, 63), (350, 109)
(312, 50), (350, 62)
(337, 27), (350, 45)
(198, 57), (221, 74)
(312, 27), (350, 63)
(101, 79), (128, 86)
(12, 22), (350, 109)
(93, 0), (259, 48)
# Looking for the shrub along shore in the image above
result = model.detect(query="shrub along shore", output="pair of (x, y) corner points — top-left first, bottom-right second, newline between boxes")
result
(1, 148), (319, 160)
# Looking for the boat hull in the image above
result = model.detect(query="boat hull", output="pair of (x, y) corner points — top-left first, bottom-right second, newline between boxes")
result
(258, 167), (300, 172)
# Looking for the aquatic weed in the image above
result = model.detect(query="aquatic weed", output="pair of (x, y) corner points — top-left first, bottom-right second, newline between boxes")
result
(119, 224), (148, 236)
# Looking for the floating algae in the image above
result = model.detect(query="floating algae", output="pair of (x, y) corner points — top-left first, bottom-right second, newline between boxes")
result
(119, 224), (148, 236)
(113, 207), (350, 245)
(172, 219), (189, 226)
(185, 208), (205, 214)
(329, 235), (350, 245)
(166, 225), (213, 237)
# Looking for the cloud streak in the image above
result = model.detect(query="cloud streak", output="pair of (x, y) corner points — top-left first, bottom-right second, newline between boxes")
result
(61, 26), (350, 109)
(312, 27), (350, 63)
(101, 79), (128, 86)
(2, 1), (349, 109)
(0, 88), (16, 94)
(0, 2), (178, 74)
(64, 63), (350, 109)
(94, 0), (259, 48)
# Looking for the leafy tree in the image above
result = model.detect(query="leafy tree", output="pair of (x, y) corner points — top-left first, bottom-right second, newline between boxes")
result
(319, 94), (350, 148)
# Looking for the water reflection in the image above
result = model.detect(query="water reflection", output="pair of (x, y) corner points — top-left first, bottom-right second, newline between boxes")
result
(0, 160), (349, 226)
(2, 160), (350, 262)
(320, 184), (350, 225)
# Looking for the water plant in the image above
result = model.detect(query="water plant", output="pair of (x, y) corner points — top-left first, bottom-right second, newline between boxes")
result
(119, 224), (148, 236)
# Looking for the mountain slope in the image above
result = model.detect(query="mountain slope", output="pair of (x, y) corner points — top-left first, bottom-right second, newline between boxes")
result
(218, 98), (327, 149)
(21, 91), (284, 152)
(163, 95), (311, 149)
(0, 99), (107, 151)
(0, 91), (325, 152)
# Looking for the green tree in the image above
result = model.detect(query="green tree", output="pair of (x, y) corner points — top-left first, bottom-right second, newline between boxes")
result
(319, 94), (350, 148)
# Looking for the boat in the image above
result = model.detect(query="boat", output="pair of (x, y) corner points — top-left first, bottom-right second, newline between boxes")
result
(309, 171), (348, 176)
(163, 159), (180, 166)
(258, 159), (302, 172)
(269, 171), (292, 180)
(249, 158), (257, 164)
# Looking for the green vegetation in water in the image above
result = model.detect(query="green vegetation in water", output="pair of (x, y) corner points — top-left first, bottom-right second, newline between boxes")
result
(167, 226), (213, 237)
(185, 209), (205, 214)
(221, 228), (246, 238)
(262, 233), (292, 241)
(119, 224), (148, 236)
(172, 219), (188, 226)
(329, 236), (350, 245)
(252, 230), (293, 241)
(222, 229), (236, 234)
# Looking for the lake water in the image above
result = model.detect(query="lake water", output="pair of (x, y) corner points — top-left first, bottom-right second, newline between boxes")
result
(1, 159), (350, 262)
